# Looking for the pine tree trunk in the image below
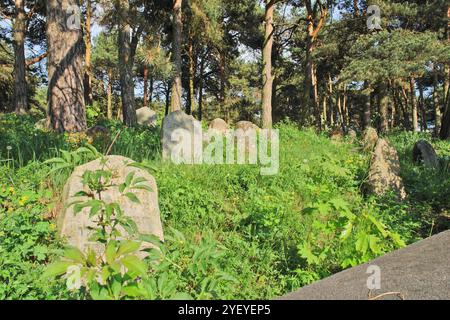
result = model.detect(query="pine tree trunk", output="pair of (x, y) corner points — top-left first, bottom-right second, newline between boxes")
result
(107, 68), (113, 119)
(262, 0), (275, 129)
(379, 85), (389, 133)
(117, 0), (137, 126)
(419, 82), (427, 131)
(187, 34), (195, 115)
(410, 78), (418, 132)
(198, 55), (205, 121)
(165, 80), (171, 116)
(84, 0), (93, 106)
(13, 0), (28, 115)
(433, 71), (442, 136)
(47, 0), (86, 132)
(170, 0), (183, 112)
(143, 66), (149, 108)
(363, 86), (371, 129)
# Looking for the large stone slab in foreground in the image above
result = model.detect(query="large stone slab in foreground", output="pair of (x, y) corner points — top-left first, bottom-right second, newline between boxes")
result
(280, 230), (450, 300)
(58, 155), (164, 254)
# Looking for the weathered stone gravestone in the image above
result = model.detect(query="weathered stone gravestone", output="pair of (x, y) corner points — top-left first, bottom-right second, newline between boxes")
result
(162, 110), (202, 164)
(347, 129), (357, 140)
(235, 121), (260, 132)
(367, 139), (407, 199)
(35, 118), (50, 132)
(136, 107), (157, 127)
(58, 155), (164, 255)
(413, 140), (439, 169)
(362, 127), (379, 152)
(330, 129), (344, 142)
(209, 118), (229, 135)
(86, 125), (110, 145)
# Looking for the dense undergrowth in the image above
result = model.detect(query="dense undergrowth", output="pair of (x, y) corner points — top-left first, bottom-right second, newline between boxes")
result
(0, 113), (449, 299)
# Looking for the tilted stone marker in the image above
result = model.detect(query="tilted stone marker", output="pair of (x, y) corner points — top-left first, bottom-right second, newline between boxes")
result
(58, 155), (164, 254)
(362, 127), (379, 152)
(279, 230), (450, 300)
(162, 110), (202, 164)
(413, 139), (439, 169)
(235, 121), (260, 132)
(367, 138), (407, 199)
(136, 107), (157, 127)
(209, 118), (229, 135)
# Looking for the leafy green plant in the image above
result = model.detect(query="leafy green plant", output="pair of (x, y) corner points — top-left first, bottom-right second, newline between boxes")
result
(44, 162), (158, 300)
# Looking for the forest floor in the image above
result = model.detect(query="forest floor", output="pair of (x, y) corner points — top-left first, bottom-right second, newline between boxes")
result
(0, 113), (449, 299)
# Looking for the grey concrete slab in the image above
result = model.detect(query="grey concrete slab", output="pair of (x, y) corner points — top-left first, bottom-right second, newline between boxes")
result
(279, 230), (450, 300)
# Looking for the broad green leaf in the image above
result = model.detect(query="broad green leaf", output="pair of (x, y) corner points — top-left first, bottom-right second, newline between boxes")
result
(43, 261), (73, 278)
(64, 246), (86, 264)
(121, 255), (147, 276)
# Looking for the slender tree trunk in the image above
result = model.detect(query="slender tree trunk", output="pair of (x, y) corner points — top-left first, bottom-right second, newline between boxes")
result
(353, 0), (360, 17)
(187, 34), (195, 115)
(198, 54), (205, 121)
(117, 0), (137, 126)
(401, 86), (411, 130)
(418, 82), (427, 131)
(13, 0), (28, 114)
(218, 50), (227, 121)
(433, 71), (442, 136)
(410, 78), (418, 132)
(327, 75), (334, 128)
(379, 86), (389, 133)
(84, 0), (93, 106)
(107, 68), (113, 119)
(149, 75), (154, 105)
(143, 66), (149, 108)
(47, 0), (86, 132)
(262, 0), (275, 129)
(165, 80), (171, 116)
(363, 85), (371, 129)
(170, 0), (183, 112)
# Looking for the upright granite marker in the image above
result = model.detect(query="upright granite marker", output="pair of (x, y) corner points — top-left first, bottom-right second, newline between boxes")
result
(136, 107), (157, 127)
(413, 139), (439, 169)
(209, 118), (229, 135)
(162, 110), (202, 164)
(367, 138), (407, 199)
(58, 155), (164, 254)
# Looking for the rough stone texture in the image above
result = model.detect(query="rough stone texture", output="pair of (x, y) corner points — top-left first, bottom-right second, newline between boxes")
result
(235, 121), (260, 132)
(58, 155), (164, 254)
(136, 107), (157, 127)
(330, 129), (344, 142)
(86, 125), (110, 145)
(347, 129), (357, 140)
(162, 110), (202, 163)
(362, 127), (379, 152)
(209, 118), (229, 134)
(35, 118), (50, 132)
(367, 138), (407, 199)
(279, 230), (450, 300)
(413, 140), (439, 169)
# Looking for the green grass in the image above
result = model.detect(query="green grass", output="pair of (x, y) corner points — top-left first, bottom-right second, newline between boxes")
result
(0, 114), (449, 299)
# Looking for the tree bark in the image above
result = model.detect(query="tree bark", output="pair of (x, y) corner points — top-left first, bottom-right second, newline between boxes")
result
(13, 0), (28, 114)
(187, 34), (195, 115)
(379, 85), (389, 133)
(170, 0), (183, 112)
(418, 82), (427, 131)
(107, 67), (113, 119)
(363, 86), (371, 129)
(262, 0), (275, 129)
(84, 0), (93, 106)
(143, 66), (149, 108)
(433, 70), (441, 136)
(198, 54), (205, 121)
(47, 0), (87, 132)
(410, 78), (418, 132)
(117, 0), (137, 126)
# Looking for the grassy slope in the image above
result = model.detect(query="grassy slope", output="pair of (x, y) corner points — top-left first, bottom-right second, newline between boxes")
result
(0, 114), (449, 299)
